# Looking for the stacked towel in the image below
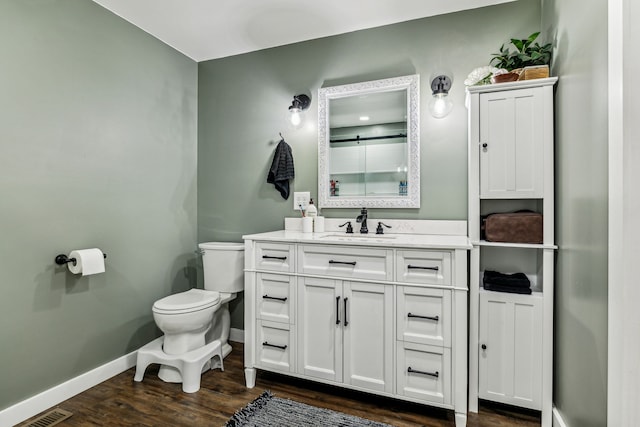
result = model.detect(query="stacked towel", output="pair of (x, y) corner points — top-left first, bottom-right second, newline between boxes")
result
(483, 270), (532, 294)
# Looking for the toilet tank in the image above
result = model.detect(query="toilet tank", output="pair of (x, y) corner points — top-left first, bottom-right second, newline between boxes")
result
(199, 242), (244, 293)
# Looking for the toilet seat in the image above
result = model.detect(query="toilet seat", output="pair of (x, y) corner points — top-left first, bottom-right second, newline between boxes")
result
(153, 289), (220, 315)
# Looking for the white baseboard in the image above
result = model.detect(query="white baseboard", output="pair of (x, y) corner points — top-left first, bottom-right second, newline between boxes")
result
(553, 406), (568, 427)
(229, 327), (244, 343)
(0, 350), (137, 427)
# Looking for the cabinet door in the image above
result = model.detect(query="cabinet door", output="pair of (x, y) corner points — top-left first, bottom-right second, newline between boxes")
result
(297, 277), (342, 382)
(342, 281), (393, 393)
(479, 88), (544, 198)
(479, 291), (543, 410)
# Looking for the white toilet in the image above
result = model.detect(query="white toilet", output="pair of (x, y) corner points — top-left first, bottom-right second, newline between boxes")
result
(134, 241), (244, 393)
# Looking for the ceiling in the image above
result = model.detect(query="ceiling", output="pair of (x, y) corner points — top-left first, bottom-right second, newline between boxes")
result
(92, 0), (515, 62)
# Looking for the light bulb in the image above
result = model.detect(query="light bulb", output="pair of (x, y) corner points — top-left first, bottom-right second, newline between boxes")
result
(429, 93), (453, 119)
(290, 109), (302, 127)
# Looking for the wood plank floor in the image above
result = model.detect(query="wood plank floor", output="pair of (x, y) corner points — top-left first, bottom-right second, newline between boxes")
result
(20, 343), (540, 427)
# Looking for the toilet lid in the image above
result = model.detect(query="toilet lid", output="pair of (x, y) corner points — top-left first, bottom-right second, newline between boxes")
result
(153, 289), (220, 315)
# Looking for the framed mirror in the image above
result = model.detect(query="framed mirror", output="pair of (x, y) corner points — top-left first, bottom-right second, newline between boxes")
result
(318, 74), (420, 208)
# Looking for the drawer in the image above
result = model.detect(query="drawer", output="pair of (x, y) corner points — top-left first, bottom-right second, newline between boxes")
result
(396, 250), (452, 286)
(256, 273), (295, 324)
(396, 341), (451, 405)
(397, 286), (451, 347)
(298, 245), (392, 281)
(256, 320), (295, 373)
(255, 242), (295, 273)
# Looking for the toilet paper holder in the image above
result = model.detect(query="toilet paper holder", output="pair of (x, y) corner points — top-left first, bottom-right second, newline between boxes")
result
(55, 253), (107, 267)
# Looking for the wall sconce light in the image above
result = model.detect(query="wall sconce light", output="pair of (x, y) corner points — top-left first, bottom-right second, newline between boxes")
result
(428, 75), (453, 119)
(289, 94), (311, 127)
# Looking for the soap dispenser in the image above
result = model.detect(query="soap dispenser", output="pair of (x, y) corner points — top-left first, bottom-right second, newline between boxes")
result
(306, 198), (317, 217)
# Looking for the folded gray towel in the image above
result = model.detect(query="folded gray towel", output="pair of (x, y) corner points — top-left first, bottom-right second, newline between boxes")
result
(267, 139), (295, 199)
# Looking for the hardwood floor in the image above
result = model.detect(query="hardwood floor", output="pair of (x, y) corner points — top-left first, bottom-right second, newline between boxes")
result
(20, 343), (540, 427)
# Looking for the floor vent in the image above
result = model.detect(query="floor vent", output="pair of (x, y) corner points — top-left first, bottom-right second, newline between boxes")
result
(25, 409), (73, 427)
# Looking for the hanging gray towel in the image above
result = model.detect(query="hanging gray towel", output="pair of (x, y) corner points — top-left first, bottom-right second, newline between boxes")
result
(267, 139), (295, 199)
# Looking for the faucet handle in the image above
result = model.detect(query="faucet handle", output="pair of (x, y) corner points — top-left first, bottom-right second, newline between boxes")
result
(339, 221), (354, 234)
(376, 222), (392, 235)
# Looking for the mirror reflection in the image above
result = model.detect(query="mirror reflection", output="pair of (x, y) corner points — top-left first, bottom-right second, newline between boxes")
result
(329, 90), (408, 198)
(318, 75), (420, 208)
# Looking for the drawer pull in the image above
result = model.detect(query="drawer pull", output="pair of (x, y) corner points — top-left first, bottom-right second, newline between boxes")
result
(262, 255), (287, 261)
(336, 296), (341, 325)
(407, 367), (439, 378)
(329, 260), (357, 266)
(407, 264), (439, 271)
(407, 313), (439, 322)
(263, 341), (287, 350)
(262, 294), (287, 302)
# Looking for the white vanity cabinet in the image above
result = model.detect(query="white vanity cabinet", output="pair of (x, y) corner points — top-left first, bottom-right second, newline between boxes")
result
(243, 227), (470, 426)
(467, 77), (557, 427)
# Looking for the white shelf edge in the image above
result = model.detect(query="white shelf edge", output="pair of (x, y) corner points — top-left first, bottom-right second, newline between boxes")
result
(471, 240), (558, 250)
(479, 287), (544, 298)
(331, 170), (409, 175)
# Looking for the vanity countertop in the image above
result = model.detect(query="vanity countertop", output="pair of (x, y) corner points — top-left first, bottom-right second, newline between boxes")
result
(242, 230), (472, 250)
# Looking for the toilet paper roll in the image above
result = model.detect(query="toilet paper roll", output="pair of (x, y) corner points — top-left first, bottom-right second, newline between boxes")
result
(302, 217), (313, 233)
(67, 248), (105, 276)
(314, 216), (325, 233)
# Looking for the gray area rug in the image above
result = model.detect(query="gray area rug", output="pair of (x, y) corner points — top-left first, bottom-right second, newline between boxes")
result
(225, 391), (393, 427)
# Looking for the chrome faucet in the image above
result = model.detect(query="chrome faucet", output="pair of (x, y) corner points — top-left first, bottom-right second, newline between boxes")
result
(356, 207), (368, 234)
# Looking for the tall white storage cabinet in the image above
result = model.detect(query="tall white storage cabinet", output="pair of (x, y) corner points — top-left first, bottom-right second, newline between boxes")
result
(466, 77), (558, 426)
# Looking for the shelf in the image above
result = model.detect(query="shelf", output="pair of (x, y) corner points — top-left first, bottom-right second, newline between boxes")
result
(330, 193), (406, 198)
(479, 287), (544, 298)
(473, 240), (557, 250)
(330, 170), (408, 175)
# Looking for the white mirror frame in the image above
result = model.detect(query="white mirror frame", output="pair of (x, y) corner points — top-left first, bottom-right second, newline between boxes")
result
(318, 74), (420, 208)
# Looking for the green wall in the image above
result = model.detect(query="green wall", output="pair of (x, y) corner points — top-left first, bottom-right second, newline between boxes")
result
(198, 0), (541, 328)
(0, 1), (198, 410)
(541, 0), (608, 425)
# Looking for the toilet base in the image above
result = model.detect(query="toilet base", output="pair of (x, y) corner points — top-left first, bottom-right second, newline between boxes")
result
(134, 336), (224, 393)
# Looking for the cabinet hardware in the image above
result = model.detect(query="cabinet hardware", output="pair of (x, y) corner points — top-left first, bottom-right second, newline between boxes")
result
(481, 344), (487, 350)
(263, 295), (287, 302)
(329, 260), (357, 266)
(336, 296), (341, 325)
(407, 313), (439, 321)
(482, 143), (488, 148)
(262, 255), (287, 260)
(263, 342), (287, 350)
(344, 297), (349, 326)
(407, 367), (439, 378)
(407, 265), (439, 271)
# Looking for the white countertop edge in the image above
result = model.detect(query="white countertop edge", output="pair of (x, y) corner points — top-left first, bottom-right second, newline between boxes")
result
(242, 229), (472, 250)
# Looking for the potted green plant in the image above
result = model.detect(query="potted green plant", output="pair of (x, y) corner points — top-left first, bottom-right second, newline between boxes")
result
(490, 32), (552, 82)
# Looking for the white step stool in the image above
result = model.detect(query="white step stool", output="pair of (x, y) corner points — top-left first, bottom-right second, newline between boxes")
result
(134, 336), (224, 393)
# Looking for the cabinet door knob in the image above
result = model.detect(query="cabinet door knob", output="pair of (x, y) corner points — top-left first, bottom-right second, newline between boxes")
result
(482, 143), (488, 148)
(481, 344), (487, 350)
